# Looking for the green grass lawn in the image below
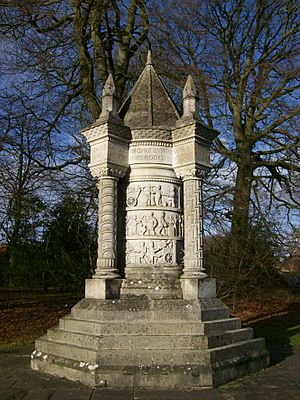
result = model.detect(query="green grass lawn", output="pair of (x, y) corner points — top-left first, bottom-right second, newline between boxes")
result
(289, 325), (300, 348)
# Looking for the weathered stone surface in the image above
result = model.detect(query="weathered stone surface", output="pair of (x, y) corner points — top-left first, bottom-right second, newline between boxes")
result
(32, 51), (269, 389)
(85, 279), (121, 299)
(181, 278), (216, 299)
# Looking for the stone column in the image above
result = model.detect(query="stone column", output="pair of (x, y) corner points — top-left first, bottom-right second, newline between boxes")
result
(181, 170), (206, 279)
(93, 175), (120, 279)
(85, 168), (125, 299)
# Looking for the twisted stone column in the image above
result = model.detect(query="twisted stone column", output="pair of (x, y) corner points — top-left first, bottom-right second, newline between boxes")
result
(93, 175), (120, 279)
(181, 171), (206, 278)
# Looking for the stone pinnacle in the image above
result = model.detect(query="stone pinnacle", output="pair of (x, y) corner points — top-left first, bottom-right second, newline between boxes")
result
(183, 74), (197, 98)
(146, 49), (152, 65)
(103, 73), (116, 96)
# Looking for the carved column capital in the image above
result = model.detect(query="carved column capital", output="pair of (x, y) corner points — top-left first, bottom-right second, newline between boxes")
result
(175, 166), (209, 180)
(91, 165), (126, 179)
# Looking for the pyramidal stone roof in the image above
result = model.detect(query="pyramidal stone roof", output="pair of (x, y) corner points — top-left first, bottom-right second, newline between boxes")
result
(119, 51), (180, 129)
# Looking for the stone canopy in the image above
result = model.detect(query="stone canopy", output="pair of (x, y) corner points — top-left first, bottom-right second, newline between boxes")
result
(31, 50), (269, 390)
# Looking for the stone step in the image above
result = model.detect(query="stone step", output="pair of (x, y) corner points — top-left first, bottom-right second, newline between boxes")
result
(207, 328), (253, 348)
(210, 338), (266, 364)
(59, 317), (201, 335)
(35, 337), (98, 364)
(59, 316), (241, 336)
(71, 298), (230, 322)
(47, 329), (207, 350)
(35, 337), (265, 367)
(47, 327), (253, 351)
(203, 318), (241, 334)
(31, 355), (214, 389)
(35, 338), (209, 365)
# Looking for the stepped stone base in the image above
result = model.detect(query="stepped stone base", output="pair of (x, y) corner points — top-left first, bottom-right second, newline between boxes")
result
(31, 282), (269, 389)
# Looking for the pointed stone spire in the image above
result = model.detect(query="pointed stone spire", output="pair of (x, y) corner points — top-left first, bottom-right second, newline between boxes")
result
(100, 73), (119, 118)
(182, 75), (200, 119)
(183, 75), (197, 98)
(119, 50), (180, 128)
(146, 49), (152, 65)
(103, 73), (115, 96)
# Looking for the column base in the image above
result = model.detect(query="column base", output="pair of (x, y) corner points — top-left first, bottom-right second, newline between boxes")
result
(93, 268), (120, 280)
(85, 278), (122, 299)
(181, 271), (208, 279)
(181, 277), (216, 299)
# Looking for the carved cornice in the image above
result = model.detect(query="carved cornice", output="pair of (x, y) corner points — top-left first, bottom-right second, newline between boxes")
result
(81, 114), (131, 142)
(172, 120), (219, 144)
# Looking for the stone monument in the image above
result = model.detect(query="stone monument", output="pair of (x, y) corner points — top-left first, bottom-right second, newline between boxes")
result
(31, 51), (269, 389)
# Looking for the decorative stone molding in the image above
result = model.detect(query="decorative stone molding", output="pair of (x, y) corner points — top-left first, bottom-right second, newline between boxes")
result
(125, 177), (181, 185)
(131, 128), (172, 140)
(130, 140), (172, 147)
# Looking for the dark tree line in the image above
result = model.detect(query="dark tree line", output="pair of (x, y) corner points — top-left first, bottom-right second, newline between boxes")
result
(0, 0), (299, 292)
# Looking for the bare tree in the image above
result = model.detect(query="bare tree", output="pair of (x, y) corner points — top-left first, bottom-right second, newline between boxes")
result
(151, 0), (300, 242)
(1, 0), (149, 119)
(0, 1), (150, 285)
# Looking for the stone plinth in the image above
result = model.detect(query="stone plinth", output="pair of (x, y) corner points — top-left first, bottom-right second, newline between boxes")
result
(31, 293), (269, 389)
(31, 52), (269, 389)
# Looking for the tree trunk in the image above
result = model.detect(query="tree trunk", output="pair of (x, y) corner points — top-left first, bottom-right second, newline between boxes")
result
(231, 155), (253, 239)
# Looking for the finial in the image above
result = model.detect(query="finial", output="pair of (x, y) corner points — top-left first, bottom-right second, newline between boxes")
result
(100, 73), (119, 117)
(146, 49), (152, 66)
(182, 75), (199, 119)
(103, 73), (116, 96)
(183, 75), (197, 99)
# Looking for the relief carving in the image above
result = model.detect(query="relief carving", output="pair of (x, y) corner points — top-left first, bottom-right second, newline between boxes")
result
(144, 212), (158, 235)
(126, 240), (174, 265)
(158, 212), (168, 235)
(126, 183), (180, 208)
(125, 211), (183, 238)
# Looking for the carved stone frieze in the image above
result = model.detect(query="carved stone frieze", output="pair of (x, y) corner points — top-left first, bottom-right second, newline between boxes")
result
(125, 239), (176, 266)
(124, 210), (183, 239)
(125, 182), (181, 209)
(118, 177), (183, 272)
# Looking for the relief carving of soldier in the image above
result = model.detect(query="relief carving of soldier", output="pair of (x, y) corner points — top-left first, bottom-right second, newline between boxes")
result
(144, 212), (158, 235)
(155, 185), (163, 206)
(158, 211), (168, 235)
